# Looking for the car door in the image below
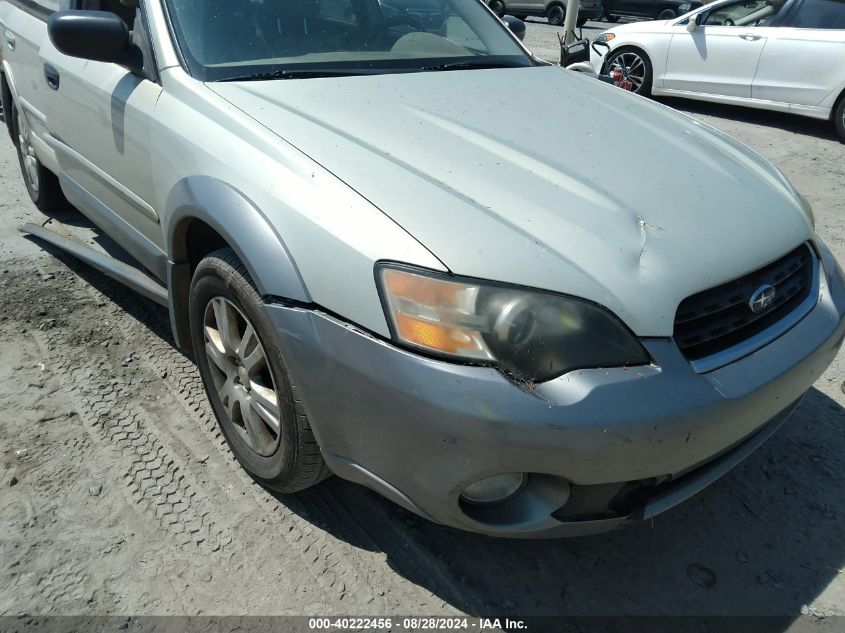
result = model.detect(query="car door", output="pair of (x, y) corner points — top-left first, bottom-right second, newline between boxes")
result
(663, 0), (787, 97)
(0, 0), (72, 174)
(615, 0), (657, 17)
(504, 0), (542, 14)
(751, 0), (845, 106)
(39, 0), (166, 275)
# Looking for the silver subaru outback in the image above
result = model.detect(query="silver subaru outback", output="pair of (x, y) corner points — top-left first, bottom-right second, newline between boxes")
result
(1, 0), (843, 538)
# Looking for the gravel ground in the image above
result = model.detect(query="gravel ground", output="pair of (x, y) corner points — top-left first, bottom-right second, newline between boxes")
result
(1, 21), (845, 625)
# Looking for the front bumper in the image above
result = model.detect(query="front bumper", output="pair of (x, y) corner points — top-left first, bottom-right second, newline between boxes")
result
(267, 244), (845, 538)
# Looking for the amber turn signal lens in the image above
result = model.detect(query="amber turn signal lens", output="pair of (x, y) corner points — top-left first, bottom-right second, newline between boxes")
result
(380, 268), (491, 359)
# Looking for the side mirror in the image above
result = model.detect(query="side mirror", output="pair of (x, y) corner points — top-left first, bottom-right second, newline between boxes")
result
(686, 13), (701, 31)
(48, 11), (142, 73)
(502, 15), (527, 41)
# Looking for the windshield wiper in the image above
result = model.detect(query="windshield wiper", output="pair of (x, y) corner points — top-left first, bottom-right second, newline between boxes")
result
(420, 60), (529, 72)
(217, 69), (377, 82)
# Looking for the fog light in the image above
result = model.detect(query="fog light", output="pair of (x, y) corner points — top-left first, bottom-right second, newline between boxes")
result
(460, 473), (527, 506)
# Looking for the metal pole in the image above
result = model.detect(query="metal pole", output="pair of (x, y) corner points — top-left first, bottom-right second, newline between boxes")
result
(562, 0), (581, 45)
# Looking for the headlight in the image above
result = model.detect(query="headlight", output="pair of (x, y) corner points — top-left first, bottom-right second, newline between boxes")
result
(377, 265), (649, 382)
(595, 32), (616, 44)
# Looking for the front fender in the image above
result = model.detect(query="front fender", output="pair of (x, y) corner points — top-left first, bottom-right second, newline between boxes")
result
(165, 176), (310, 350)
(166, 176), (309, 301)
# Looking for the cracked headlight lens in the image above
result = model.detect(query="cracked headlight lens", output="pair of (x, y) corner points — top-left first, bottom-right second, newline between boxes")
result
(377, 265), (649, 382)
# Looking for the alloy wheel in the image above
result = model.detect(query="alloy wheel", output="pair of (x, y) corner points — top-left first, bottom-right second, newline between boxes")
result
(203, 296), (282, 457)
(608, 51), (647, 93)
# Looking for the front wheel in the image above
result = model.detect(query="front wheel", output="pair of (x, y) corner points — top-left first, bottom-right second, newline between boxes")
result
(605, 47), (653, 96)
(190, 248), (330, 493)
(547, 4), (566, 25)
(657, 8), (677, 19)
(11, 101), (65, 213)
(835, 96), (845, 143)
(488, 0), (506, 16)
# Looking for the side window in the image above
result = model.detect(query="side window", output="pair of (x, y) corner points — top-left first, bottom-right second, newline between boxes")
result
(786, 0), (845, 27)
(703, 0), (787, 25)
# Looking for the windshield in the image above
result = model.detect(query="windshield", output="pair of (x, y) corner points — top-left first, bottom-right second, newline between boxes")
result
(163, 0), (534, 81)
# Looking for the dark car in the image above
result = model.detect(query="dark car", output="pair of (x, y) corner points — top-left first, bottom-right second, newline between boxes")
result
(487, 0), (605, 26)
(602, 0), (702, 21)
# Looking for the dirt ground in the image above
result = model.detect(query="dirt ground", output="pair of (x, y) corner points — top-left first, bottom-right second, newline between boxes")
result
(1, 22), (845, 625)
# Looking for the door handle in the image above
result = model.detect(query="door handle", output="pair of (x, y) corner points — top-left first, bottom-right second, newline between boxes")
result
(739, 34), (762, 41)
(4, 31), (15, 50)
(43, 64), (60, 90)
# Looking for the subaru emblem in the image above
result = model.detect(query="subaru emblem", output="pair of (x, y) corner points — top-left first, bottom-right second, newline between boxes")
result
(749, 284), (777, 314)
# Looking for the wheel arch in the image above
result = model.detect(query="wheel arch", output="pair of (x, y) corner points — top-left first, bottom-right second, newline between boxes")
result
(831, 86), (845, 121)
(165, 176), (310, 351)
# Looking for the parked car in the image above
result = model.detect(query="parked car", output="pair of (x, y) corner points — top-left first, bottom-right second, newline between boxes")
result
(586, 0), (845, 140)
(602, 0), (703, 22)
(2, 0), (844, 538)
(378, 0), (450, 30)
(486, 0), (604, 26)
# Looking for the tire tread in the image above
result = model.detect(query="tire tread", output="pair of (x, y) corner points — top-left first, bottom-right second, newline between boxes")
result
(193, 247), (329, 493)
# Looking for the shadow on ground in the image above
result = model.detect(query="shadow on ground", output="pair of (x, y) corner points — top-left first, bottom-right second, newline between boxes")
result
(662, 97), (839, 142)
(32, 231), (845, 623)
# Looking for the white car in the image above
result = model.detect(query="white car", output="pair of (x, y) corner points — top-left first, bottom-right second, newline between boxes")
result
(586, 0), (845, 140)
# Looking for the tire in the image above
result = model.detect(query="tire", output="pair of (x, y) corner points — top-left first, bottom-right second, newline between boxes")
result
(604, 46), (653, 96)
(10, 100), (65, 213)
(834, 95), (845, 143)
(488, 0), (505, 17)
(547, 3), (566, 25)
(189, 247), (330, 493)
(657, 8), (677, 19)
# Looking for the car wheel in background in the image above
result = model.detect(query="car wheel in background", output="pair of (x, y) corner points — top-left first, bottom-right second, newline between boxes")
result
(834, 96), (845, 143)
(605, 46), (653, 96)
(547, 3), (566, 25)
(489, 0), (506, 16)
(657, 8), (677, 19)
(190, 247), (330, 493)
(11, 101), (65, 213)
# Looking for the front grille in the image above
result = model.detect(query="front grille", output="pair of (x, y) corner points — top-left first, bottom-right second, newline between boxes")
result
(674, 244), (816, 364)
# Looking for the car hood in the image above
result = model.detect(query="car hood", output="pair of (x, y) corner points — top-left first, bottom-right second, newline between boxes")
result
(602, 18), (673, 35)
(208, 66), (813, 337)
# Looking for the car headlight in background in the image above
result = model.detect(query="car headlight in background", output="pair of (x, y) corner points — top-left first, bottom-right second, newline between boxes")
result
(594, 32), (616, 44)
(377, 265), (649, 382)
